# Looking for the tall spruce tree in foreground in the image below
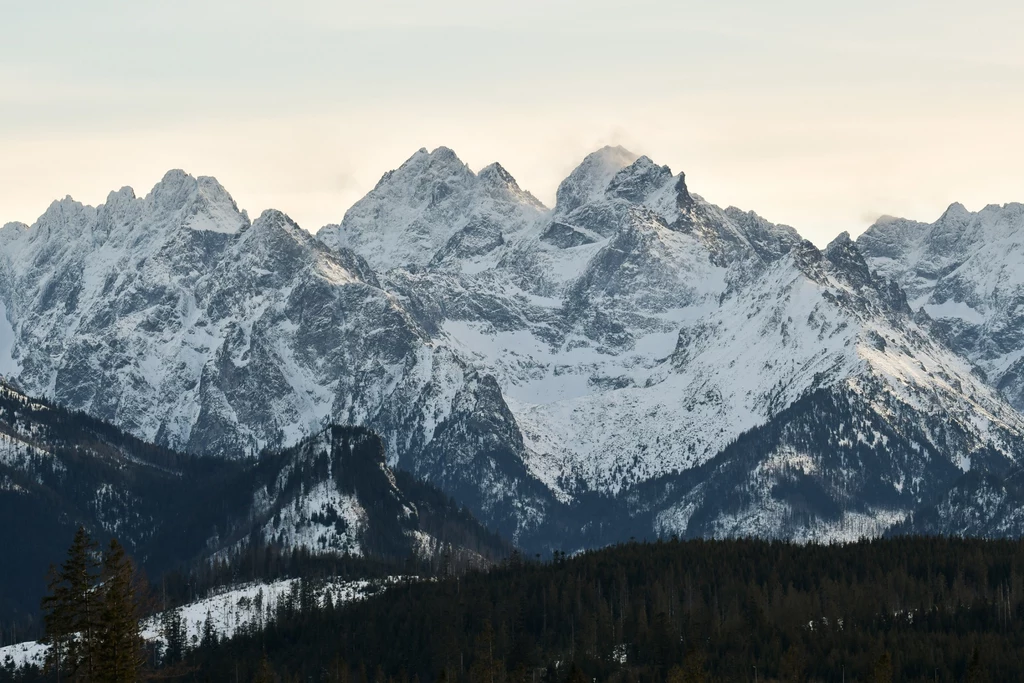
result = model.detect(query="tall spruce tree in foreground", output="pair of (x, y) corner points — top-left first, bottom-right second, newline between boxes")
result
(41, 526), (101, 681)
(41, 531), (145, 683)
(95, 539), (144, 683)
(41, 566), (73, 681)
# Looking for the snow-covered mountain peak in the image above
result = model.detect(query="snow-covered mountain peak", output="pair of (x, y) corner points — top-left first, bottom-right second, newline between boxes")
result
(5, 152), (1024, 549)
(858, 200), (1024, 412)
(36, 195), (95, 232)
(368, 147), (460, 190)
(144, 170), (249, 235)
(606, 156), (675, 204)
(554, 145), (641, 214)
(477, 161), (515, 184)
(823, 231), (875, 288)
(317, 148), (546, 272)
(251, 208), (302, 236)
(826, 230), (853, 249)
(148, 169), (197, 208)
(871, 214), (902, 227)
(423, 144), (461, 163)
(476, 162), (545, 210)
(939, 200), (972, 222)
(859, 202), (1024, 303)
(105, 186), (137, 205)
(398, 146), (474, 184)
(0, 222), (29, 252)
(550, 153), (801, 272)
(238, 209), (312, 259)
(238, 208), (378, 287)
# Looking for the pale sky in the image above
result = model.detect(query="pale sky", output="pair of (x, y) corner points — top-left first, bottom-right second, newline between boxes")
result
(2, 1), (1023, 245)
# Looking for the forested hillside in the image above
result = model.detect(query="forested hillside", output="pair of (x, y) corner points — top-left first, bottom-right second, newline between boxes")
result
(7, 537), (1016, 682)
(0, 381), (508, 636)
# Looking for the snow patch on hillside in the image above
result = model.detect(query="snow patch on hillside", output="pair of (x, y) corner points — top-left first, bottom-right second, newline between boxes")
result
(262, 481), (366, 555)
(0, 301), (18, 377)
(0, 577), (403, 671)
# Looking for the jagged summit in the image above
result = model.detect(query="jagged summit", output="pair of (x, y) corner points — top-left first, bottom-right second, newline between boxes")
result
(607, 156), (674, 204)
(13, 169), (250, 244)
(823, 231), (871, 282)
(421, 145), (461, 161)
(146, 170), (249, 234)
(105, 185), (137, 205)
(0, 169), (452, 456)
(554, 145), (640, 214)
(25, 197), (96, 244)
(4, 149), (1024, 549)
(939, 200), (972, 221)
(858, 199), (1024, 412)
(478, 161), (519, 190)
(826, 230), (853, 249)
(317, 147), (545, 272)
(252, 207), (303, 232)
(397, 146), (471, 177)
(823, 231), (869, 277)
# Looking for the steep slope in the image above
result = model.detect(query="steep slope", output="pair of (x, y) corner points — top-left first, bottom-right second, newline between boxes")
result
(641, 384), (1017, 543)
(889, 467), (1024, 538)
(212, 424), (510, 564)
(0, 176), (436, 455)
(339, 148), (1022, 509)
(513, 234), (1024, 499)
(317, 147), (546, 273)
(343, 149), (807, 497)
(0, 171), (557, 541)
(857, 203), (1024, 411)
(0, 378), (229, 623)
(508, 231), (1024, 547)
(0, 380), (508, 624)
(4, 148), (1024, 550)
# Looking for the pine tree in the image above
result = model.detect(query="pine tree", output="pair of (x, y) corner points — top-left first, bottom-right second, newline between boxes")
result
(669, 649), (707, 683)
(253, 654), (278, 683)
(779, 642), (807, 683)
(200, 610), (218, 649)
(160, 608), (186, 665)
(469, 620), (504, 683)
(966, 648), (987, 683)
(94, 539), (144, 683)
(41, 564), (73, 681)
(872, 652), (893, 683)
(41, 526), (101, 681)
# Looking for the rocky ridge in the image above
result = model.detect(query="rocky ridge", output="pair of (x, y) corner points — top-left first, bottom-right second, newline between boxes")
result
(2, 146), (1023, 546)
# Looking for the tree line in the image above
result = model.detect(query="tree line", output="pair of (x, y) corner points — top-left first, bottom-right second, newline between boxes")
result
(7, 535), (1024, 681)
(189, 536), (1024, 682)
(167, 536), (1015, 682)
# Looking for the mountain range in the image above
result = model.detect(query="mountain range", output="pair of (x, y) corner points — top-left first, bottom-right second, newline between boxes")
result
(3, 144), (1024, 553)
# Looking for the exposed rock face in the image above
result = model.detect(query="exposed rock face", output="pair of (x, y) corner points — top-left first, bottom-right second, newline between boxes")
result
(2, 148), (1024, 548)
(858, 203), (1024, 410)
(317, 148), (546, 274)
(0, 170), (546, 542)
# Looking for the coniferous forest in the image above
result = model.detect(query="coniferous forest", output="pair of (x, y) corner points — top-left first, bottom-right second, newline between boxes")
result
(8, 535), (1024, 682)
